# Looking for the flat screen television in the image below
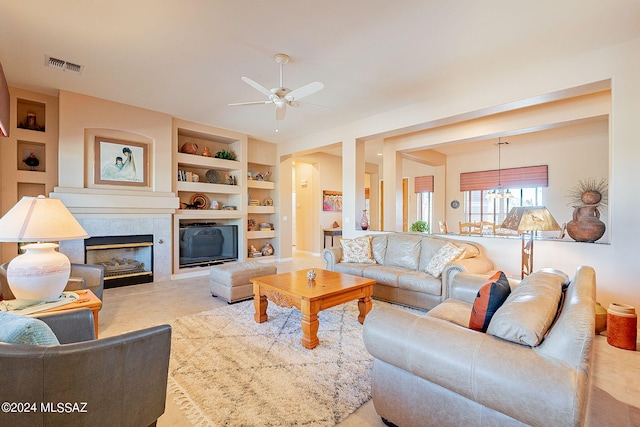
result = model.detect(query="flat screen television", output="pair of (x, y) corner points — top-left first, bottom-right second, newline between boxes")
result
(179, 223), (238, 268)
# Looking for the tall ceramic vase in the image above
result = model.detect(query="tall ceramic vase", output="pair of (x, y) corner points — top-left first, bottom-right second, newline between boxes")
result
(360, 210), (369, 231)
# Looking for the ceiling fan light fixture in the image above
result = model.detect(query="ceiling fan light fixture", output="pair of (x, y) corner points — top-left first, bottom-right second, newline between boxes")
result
(229, 53), (324, 125)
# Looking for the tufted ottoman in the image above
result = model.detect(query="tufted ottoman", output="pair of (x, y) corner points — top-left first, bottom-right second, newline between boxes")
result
(210, 261), (277, 303)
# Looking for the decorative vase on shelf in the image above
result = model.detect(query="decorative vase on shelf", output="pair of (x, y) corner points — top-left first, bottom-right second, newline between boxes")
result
(566, 205), (606, 242)
(202, 146), (212, 157)
(180, 142), (198, 155)
(566, 178), (607, 243)
(360, 210), (369, 231)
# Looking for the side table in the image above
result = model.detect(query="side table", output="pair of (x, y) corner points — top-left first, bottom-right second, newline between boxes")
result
(36, 289), (102, 337)
(323, 228), (342, 248)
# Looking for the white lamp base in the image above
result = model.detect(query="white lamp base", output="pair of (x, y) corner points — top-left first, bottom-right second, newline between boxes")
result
(7, 243), (70, 301)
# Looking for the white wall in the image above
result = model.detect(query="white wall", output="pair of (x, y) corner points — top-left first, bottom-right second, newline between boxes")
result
(278, 37), (640, 311)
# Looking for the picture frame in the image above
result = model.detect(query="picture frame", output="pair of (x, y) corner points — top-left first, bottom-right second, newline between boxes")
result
(94, 137), (149, 186)
(322, 190), (342, 212)
(17, 140), (46, 172)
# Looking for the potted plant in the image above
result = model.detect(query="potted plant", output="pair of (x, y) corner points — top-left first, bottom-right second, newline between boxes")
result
(214, 149), (237, 160)
(410, 220), (430, 233)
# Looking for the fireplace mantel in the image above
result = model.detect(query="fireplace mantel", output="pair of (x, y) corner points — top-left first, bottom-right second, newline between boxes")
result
(52, 187), (179, 214)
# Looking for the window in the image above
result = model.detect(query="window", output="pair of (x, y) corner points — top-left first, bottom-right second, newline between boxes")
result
(417, 191), (432, 226)
(460, 165), (548, 227)
(464, 187), (543, 225)
(415, 175), (434, 230)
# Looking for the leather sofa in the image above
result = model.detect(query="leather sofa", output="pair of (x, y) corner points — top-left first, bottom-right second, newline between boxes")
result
(322, 232), (494, 310)
(363, 266), (596, 427)
(0, 307), (171, 427)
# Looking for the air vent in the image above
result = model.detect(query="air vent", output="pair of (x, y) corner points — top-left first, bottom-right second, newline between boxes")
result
(45, 55), (83, 74)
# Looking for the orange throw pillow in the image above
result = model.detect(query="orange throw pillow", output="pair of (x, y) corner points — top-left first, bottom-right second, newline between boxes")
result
(469, 271), (511, 332)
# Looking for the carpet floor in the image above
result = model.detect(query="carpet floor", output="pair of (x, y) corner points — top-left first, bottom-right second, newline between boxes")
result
(168, 299), (376, 426)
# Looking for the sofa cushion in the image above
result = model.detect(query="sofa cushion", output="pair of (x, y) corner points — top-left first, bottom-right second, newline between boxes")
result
(334, 262), (373, 277)
(425, 243), (465, 278)
(340, 236), (376, 264)
(418, 237), (448, 272)
(384, 234), (422, 270)
(452, 241), (480, 258)
(398, 271), (442, 296)
(371, 235), (389, 264)
(0, 311), (60, 345)
(427, 298), (473, 328)
(363, 265), (407, 288)
(487, 271), (565, 346)
(469, 271), (511, 332)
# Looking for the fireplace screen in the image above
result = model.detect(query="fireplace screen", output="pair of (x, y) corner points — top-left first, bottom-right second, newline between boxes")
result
(84, 235), (153, 288)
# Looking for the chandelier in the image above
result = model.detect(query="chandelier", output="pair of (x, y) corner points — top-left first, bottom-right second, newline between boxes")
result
(487, 138), (513, 199)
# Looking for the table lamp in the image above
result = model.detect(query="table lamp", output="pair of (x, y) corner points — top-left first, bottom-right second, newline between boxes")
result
(500, 206), (561, 279)
(0, 195), (89, 300)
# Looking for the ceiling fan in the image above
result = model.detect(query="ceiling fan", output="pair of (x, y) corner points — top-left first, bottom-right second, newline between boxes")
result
(229, 53), (324, 122)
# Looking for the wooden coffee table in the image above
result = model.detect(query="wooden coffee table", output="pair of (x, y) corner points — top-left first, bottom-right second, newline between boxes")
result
(251, 269), (375, 349)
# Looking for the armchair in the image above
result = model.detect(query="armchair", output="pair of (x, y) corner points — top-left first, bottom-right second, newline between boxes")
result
(0, 308), (171, 427)
(0, 262), (104, 302)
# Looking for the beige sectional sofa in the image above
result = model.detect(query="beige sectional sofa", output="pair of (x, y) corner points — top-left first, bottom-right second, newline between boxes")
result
(322, 232), (494, 310)
(363, 266), (596, 427)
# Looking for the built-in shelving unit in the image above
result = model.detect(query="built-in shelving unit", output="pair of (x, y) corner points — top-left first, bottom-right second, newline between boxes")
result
(172, 119), (247, 276)
(0, 90), (59, 264)
(246, 138), (278, 261)
(172, 121), (278, 276)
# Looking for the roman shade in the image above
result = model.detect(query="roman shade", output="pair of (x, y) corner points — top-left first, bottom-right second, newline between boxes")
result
(414, 175), (434, 193)
(460, 165), (548, 192)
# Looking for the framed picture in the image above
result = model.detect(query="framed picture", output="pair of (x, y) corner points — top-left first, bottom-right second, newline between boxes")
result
(94, 137), (149, 186)
(17, 140), (46, 172)
(323, 190), (342, 212)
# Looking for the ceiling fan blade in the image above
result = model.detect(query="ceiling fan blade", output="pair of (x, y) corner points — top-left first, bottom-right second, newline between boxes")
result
(228, 100), (273, 106)
(286, 81), (324, 102)
(241, 77), (274, 98)
(275, 103), (286, 121)
(294, 100), (330, 110)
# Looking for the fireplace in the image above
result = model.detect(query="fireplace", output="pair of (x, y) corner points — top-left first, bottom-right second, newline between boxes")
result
(84, 235), (154, 288)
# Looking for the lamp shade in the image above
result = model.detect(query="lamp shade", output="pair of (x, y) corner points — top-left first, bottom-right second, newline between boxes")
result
(500, 206), (561, 233)
(0, 196), (88, 301)
(0, 195), (89, 242)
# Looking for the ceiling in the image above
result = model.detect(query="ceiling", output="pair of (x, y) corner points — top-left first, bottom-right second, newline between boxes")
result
(1, 1), (638, 144)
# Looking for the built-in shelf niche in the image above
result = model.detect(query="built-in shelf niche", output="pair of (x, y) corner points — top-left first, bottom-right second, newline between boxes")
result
(16, 98), (46, 132)
(17, 140), (45, 172)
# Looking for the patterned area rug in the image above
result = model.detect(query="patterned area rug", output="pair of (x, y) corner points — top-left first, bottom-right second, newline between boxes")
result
(168, 299), (376, 426)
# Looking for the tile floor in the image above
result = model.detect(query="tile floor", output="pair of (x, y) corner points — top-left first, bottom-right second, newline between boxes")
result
(99, 252), (640, 426)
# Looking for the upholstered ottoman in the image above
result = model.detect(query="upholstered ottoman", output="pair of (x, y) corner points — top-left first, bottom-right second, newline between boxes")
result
(210, 261), (277, 303)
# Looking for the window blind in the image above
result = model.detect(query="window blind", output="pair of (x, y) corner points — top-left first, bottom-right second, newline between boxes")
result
(414, 175), (434, 193)
(460, 165), (548, 191)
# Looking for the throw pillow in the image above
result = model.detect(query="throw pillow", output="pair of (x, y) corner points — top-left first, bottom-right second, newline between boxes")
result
(0, 311), (60, 345)
(469, 271), (511, 332)
(487, 271), (565, 346)
(425, 243), (465, 278)
(340, 236), (376, 264)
